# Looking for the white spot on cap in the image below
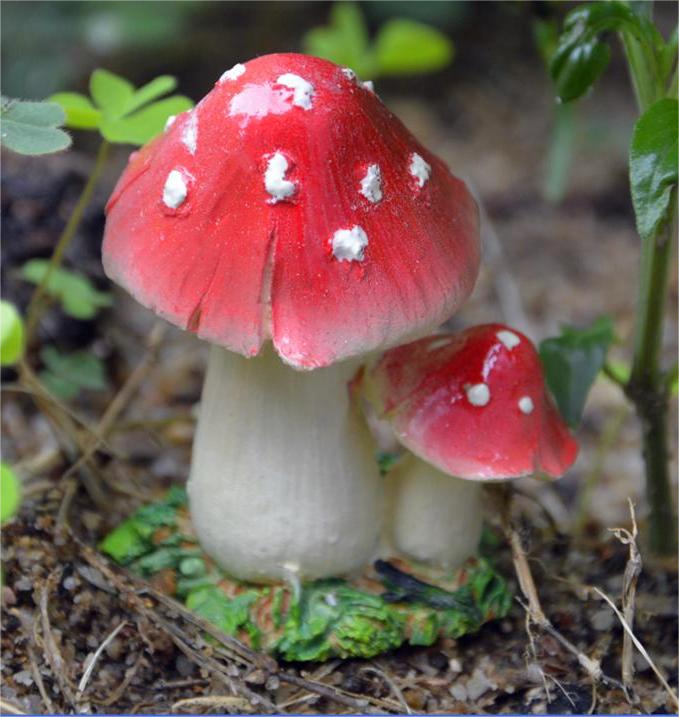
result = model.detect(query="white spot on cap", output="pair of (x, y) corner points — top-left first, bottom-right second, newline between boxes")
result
(518, 396), (534, 414)
(220, 63), (246, 82)
(276, 73), (315, 110)
(341, 67), (357, 81)
(497, 329), (521, 350)
(182, 112), (198, 155)
(164, 114), (176, 131)
(465, 383), (490, 407)
(264, 152), (296, 203)
(332, 226), (369, 262)
(362, 80), (375, 92)
(359, 164), (382, 203)
(162, 169), (188, 209)
(409, 153), (431, 188)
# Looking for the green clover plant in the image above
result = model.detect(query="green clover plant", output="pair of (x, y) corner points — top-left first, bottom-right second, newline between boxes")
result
(51, 68), (192, 145)
(303, 2), (454, 80)
(0, 97), (71, 155)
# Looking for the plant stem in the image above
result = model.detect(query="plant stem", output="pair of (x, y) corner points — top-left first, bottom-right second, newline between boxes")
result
(24, 139), (110, 345)
(627, 192), (677, 554)
(665, 361), (678, 393)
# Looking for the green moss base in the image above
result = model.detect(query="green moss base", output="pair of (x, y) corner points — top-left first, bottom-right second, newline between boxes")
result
(100, 487), (511, 661)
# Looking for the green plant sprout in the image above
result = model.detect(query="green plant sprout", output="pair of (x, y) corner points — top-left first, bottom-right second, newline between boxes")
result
(303, 2), (454, 80)
(0, 463), (21, 524)
(20, 259), (113, 321)
(0, 98), (71, 155)
(20, 69), (193, 346)
(38, 346), (108, 401)
(539, 316), (616, 428)
(547, 1), (678, 554)
(1, 300), (25, 366)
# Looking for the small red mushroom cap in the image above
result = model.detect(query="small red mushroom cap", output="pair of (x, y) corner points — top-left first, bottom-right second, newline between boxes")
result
(363, 324), (578, 480)
(102, 53), (479, 369)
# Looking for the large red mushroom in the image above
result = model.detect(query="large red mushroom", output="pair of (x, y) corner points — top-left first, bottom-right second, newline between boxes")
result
(362, 324), (578, 568)
(103, 54), (480, 582)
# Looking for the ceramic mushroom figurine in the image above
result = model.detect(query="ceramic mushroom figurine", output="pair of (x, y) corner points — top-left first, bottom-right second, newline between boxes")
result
(102, 54), (480, 583)
(360, 324), (579, 569)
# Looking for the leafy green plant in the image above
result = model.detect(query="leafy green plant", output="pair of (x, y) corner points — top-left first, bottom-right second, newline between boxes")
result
(539, 317), (616, 428)
(21, 259), (113, 320)
(0, 97), (71, 155)
(51, 69), (192, 145)
(39, 346), (108, 401)
(549, 1), (678, 553)
(1, 463), (21, 523)
(24, 69), (192, 347)
(303, 2), (454, 80)
(0, 300), (25, 366)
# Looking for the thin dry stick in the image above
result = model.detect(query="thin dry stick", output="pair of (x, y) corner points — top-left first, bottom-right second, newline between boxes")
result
(97, 653), (145, 708)
(592, 587), (679, 711)
(610, 499), (642, 691)
(37, 571), (77, 707)
(360, 665), (411, 714)
(496, 486), (621, 692)
(26, 643), (55, 713)
(171, 695), (254, 714)
(472, 187), (535, 335)
(77, 620), (128, 697)
(63, 322), (168, 480)
(0, 698), (26, 715)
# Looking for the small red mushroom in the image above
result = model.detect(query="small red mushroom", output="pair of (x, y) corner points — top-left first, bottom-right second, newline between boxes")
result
(102, 54), (480, 582)
(362, 324), (578, 568)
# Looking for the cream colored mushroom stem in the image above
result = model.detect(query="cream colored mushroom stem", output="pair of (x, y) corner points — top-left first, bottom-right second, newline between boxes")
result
(188, 344), (382, 584)
(386, 455), (483, 569)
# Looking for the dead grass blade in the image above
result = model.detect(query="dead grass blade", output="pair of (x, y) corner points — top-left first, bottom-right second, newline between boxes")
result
(592, 587), (679, 711)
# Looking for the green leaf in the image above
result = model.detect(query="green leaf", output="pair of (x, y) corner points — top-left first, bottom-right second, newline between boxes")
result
(89, 69), (134, 117)
(0, 300), (25, 366)
(550, 1), (661, 102)
(303, 2), (376, 78)
(49, 92), (102, 129)
(539, 316), (616, 427)
(1, 463), (21, 523)
(0, 98), (71, 155)
(630, 98), (678, 240)
(20, 259), (113, 320)
(39, 346), (107, 400)
(122, 75), (177, 116)
(100, 95), (193, 145)
(374, 19), (454, 76)
(551, 38), (611, 102)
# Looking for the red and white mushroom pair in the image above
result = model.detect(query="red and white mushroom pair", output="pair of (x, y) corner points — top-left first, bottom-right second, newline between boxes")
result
(103, 54), (576, 582)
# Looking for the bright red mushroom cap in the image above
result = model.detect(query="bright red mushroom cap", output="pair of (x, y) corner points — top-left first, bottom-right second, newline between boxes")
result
(102, 53), (480, 369)
(363, 324), (578, 480)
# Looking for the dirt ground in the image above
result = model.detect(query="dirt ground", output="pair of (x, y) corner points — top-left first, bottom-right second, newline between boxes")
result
(2, 3), (678, 714)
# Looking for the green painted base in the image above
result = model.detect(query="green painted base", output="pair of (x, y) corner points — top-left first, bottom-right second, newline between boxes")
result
(100, 487), (511, 661)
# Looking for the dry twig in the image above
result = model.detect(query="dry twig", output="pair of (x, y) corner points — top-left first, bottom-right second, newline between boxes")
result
(591, 587), (679, 711)
(609, 499), (642, 691)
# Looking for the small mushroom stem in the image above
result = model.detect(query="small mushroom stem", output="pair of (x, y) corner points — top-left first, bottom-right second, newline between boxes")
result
(188, 344), (382, 583)
(385, 455), (483, 568)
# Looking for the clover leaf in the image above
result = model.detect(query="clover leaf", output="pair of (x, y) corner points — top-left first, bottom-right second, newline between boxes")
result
(50, 68), (193, 146)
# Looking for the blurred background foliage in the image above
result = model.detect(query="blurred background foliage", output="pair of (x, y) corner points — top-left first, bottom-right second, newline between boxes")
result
(2, 1), (469, 98)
